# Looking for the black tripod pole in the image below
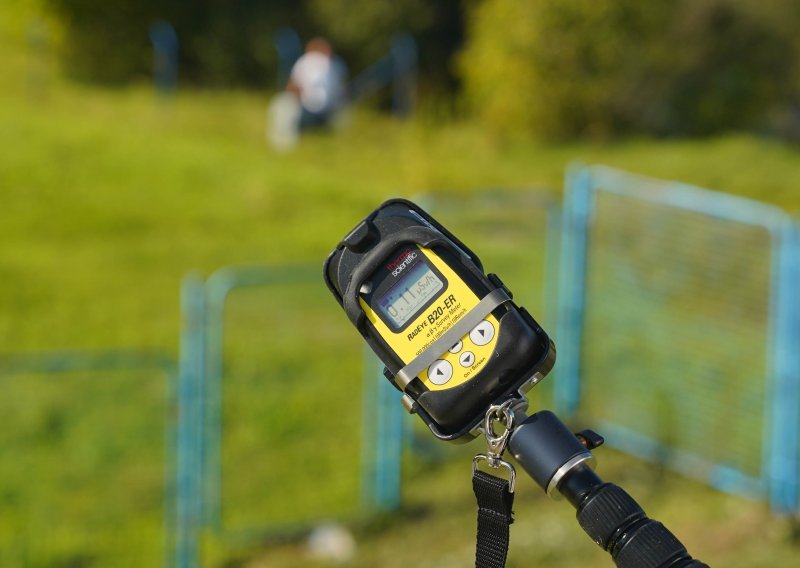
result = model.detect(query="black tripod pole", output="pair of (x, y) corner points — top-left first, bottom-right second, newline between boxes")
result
(507, 410), (709, 568)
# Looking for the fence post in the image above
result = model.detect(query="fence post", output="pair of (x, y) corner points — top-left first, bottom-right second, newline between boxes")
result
(201, 269), (235, 532)
(543, 200), (562, 332)
(768, 221), (800, 513)
(176, 275), (205, 568)
(361, 350), (404, 511)
(390, 33), (417, 116)
(375, 365), (404, 510)
(555, 165), (594, 416)
(273, 27), (302, 89)
(149, 21), (179, 96)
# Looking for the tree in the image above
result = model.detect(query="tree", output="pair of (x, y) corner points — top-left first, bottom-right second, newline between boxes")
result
(459, 0), (800, 138)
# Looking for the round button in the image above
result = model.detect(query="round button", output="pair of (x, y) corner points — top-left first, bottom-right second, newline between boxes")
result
(427, 360), (453, 385)
(448, 341), (463, 354)
(469, 320), (495, 346)
(459, 351), (476, 368)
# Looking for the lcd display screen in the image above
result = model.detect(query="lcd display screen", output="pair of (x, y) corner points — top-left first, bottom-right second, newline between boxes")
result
(377, 262), (444, 329)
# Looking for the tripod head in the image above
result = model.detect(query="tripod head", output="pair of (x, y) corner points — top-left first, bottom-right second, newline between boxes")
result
(504, 406), (708, 567)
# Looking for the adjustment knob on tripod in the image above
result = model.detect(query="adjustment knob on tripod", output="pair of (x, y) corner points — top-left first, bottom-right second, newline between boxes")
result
(575, 429), (605, 450)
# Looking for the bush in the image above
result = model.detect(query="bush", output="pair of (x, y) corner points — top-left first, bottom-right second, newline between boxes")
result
(45, 0), (466, 92)
(459, 0), (800, 139)
(46, 0), (312, 86)
(46, 0), (157, 83)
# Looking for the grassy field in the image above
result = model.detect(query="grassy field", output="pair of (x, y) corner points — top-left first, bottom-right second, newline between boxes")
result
(2, 3), (800, 566)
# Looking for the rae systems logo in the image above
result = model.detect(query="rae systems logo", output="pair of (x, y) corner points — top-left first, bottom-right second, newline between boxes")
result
(387, 249), (416, 276)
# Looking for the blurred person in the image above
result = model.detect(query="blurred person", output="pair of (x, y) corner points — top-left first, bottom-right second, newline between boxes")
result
(268, 37), (348, 150)
(288, 37), (348, 127)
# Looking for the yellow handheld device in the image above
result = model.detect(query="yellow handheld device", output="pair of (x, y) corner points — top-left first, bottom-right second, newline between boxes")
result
(324, 199), (555, 441)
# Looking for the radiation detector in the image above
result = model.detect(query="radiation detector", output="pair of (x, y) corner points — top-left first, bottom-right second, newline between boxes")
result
(324, 199), (555, 441)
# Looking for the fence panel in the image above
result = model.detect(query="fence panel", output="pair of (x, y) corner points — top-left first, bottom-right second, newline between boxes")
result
(219, 285), (362, 528)
(189, 266), (369, 563)
(0, 353), (175, 567)
(557, 165), (800, 512)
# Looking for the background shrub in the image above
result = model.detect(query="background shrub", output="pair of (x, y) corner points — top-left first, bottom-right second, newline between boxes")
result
(459, 0), (800, 138)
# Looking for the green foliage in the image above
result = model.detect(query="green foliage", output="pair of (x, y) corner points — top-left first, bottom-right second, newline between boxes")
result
(653, 0), (799, 135)
(460, 0), (800, 138)
(308, 0), (433, 63)
(308, 0), (466, 94)
(38, 0), (800, 135)
(44, 0), (466, 91)
(45, 0), (309, 85)
(46, 0), (157, 83)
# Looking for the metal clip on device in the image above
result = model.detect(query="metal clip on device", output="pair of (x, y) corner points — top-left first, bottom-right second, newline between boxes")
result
(473, 400), (518, 493)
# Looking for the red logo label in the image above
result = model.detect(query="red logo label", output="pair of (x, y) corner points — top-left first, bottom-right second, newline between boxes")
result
(387, 249), (413, 271)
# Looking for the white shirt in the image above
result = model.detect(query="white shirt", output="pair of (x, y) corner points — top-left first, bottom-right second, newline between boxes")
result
(290, 52), (346, 113)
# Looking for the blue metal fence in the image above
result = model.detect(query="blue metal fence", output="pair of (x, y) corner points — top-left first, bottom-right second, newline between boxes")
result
(0, 351), (177, 567)
(7, 175), (799, 567)
(170, 178), (800, 567)
(200, 265), (321, 532)
(174, 191), (563, 564)
(176, 276), (205, 568)
(176, 264), (403, 565)
(556, 164), (800, 513)
(360, 348), (404, 511)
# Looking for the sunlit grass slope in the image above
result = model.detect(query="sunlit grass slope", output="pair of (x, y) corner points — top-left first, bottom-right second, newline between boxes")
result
(2, 5), (800, 565)
(4, 81), (800, 354)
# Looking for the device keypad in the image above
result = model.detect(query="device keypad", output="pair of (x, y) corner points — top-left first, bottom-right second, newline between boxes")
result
(426, 318), (497, 387)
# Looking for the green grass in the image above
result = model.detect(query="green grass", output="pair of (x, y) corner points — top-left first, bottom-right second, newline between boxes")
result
(253, 448), (800, 568)
(2, 5), (800, 565)
(5, 81), (800, 354)
(0, 369), (169, 567)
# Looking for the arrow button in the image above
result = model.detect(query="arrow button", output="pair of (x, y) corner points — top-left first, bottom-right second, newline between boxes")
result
(459, 351), (475, 367)
(469, 320), (495, 346)
(427, 360), (453, 385)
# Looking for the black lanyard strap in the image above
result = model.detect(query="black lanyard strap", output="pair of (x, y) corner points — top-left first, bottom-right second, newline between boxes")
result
(473, 469), (515, 568)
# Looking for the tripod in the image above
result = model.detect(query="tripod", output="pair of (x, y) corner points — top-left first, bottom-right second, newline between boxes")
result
(492, 405), (708, 567)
